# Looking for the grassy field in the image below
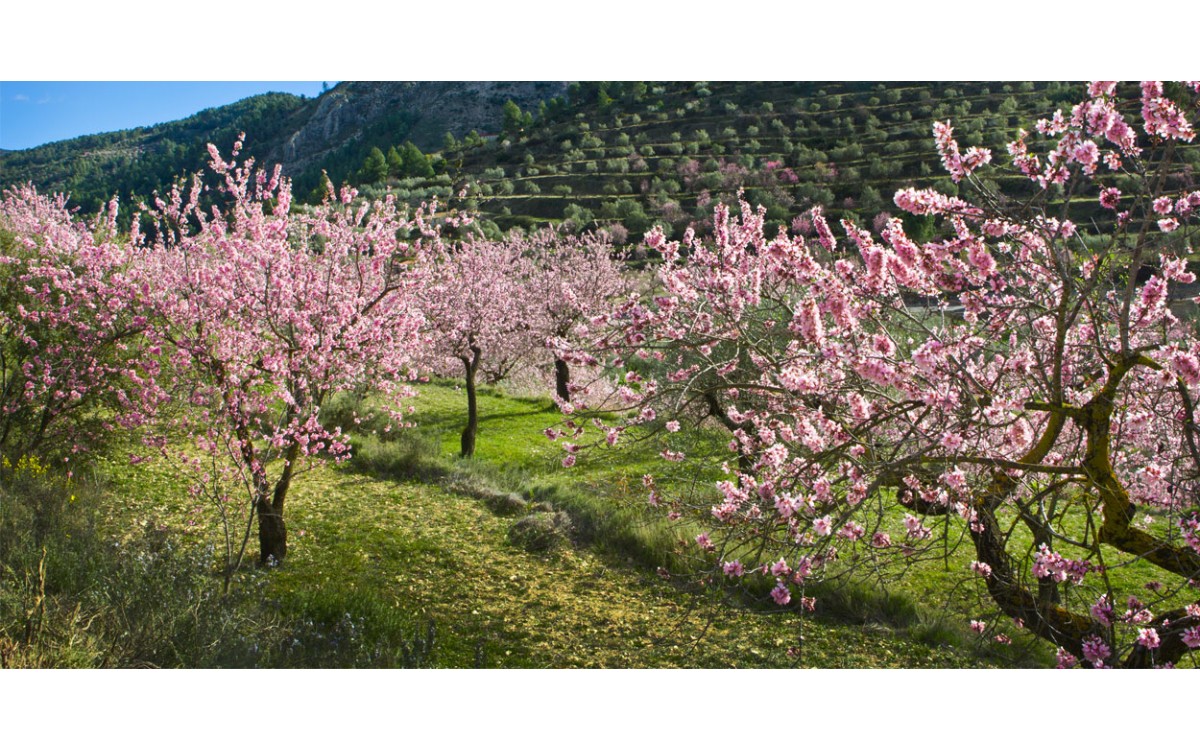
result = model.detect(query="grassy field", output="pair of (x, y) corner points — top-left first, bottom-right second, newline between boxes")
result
(8, 375), (1198, 668)
(1, 376), (1063, 668)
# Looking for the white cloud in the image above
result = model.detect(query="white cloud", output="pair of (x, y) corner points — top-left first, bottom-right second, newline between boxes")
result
(13, 93), (29, 101)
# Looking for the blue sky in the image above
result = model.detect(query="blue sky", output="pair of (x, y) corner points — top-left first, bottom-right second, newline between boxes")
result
(0, 82), (330, 151)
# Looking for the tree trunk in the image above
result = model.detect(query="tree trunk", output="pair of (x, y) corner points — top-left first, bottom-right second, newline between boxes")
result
(969, 504), (1098, 659)
(705, 392), (753, 474)
(461, 347), (481, 458)
(257, 443), (299, 565)
(257, 495), (287, 565)
(554, 358), (571, 403)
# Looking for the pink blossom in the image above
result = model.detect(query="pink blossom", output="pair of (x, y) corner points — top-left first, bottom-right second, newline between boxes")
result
(1055, 648), (1078, 669)
(1032, 544), (1091, 584)
(1137, 628), (1161, 650)
(1161, 254), (1196, 284)
(903, 514), (931, 540)
(811, 206), (836, 251)
(1141, 81), (1197, 141)
(1181, 626), (1200, 649)
(837, 521), (865, 541)
(1082, 636), (1112, 667)
(934, 120), (992, 182)
(1091, 595), (1114, 626)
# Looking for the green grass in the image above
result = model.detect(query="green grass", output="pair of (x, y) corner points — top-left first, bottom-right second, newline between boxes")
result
(246, 464), (1044, 667)
(345, 380), (1199, 668)
(21, 377), (1192, 668)
(1, 381), (1039, 668)
(312, 381), (1049, 666)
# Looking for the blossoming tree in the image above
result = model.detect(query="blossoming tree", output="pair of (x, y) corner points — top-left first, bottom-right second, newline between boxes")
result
(525, 228), (630, 402)
(570, 82), (1200, 667)
(0, 188), (154, 468)
(417, 235), (541, 458)
(132, 140), (443, 568)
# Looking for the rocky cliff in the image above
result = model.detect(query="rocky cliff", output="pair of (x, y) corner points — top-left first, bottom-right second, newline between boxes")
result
(269, 81), (569, 174)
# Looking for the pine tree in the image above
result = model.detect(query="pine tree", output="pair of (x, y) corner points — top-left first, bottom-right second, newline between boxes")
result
(359, 146), (388, 184)
(402, 142), (434, 179)
(386, 146), (404, 177)
(502, 100), (524, 135)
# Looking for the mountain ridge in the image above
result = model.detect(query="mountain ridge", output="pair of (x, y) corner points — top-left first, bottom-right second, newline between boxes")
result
(0, 82), (568, 210)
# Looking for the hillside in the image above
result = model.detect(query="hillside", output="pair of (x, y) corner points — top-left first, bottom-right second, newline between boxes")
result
(432, 81), (1200, 239)
(0, 82), (567, 213)
(0, 92), (309, 212)
(4, 81), (1198, 239)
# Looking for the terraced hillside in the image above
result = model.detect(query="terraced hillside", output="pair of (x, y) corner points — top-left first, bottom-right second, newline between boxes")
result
(415, 81), (1200, 239)
(5, 81), (1199, 242)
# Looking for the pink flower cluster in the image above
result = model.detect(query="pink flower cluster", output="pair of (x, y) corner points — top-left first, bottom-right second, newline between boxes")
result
(1141, 81), (1197, 141)
(1082, 636), (1112, 667)
(933, 121), (992, 183)
(1031, 544), (1092, 584)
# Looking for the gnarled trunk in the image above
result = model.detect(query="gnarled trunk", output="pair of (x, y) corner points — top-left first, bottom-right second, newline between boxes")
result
(256, 442), (300, 565)
(705, 391), (753, 474)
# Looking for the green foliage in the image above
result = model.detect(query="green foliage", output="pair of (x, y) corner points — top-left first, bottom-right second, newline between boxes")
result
(400, 141), (434, 179)
(600, 198), (652, 235)
(501, 100), (533, 136)
(386, 146), (404, 176)
(346, 432), (451, 483)
(17, 80), (1192, 245)
(359, 146), (388, 184)
(596, 84), (614, 110)
(0, 374), (1060, 668)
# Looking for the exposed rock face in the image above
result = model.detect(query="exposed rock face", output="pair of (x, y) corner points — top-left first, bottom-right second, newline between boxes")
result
(269, 81), (569, 174)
